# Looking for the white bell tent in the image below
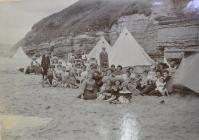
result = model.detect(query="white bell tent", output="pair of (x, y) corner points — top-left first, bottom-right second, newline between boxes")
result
(88, 36), (111, 63)
(109, 27), (154, 67)
(11, 47), (31, 70)
(174, 53), (199, 93)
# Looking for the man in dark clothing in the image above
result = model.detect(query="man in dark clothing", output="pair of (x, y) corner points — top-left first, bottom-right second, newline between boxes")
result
(99, 47), (109, 71)
(41, 51), (51, 80)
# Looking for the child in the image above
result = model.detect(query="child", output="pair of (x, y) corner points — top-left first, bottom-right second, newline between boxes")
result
(97, 79), (112, 100)
(155, 77), (169, 96)
(52, 65), (63, 87)
(140, 71), (148, 89)
(76, 63), (82, 77)
(46, 67), (54, 86)
(127, 78), (140, 96)
(52, 73), (62, 87)
(129, 67), (137, 79)
(106, 80), (121, 103)
(68, 70), (79, 89)
(147, 68), (157, 85)
(61, 66), (70, 88)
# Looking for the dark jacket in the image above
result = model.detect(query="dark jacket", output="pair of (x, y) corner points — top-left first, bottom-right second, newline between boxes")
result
(41, 55), (50, 69)
(164, 76), (173, 93)
(99, 51), (109, 68)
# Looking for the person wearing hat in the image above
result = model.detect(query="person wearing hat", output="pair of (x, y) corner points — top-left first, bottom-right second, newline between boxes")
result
(99, 47), (109, 71)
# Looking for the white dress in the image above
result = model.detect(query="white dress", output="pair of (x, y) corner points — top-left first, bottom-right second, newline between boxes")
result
(155, 79), (168, 96)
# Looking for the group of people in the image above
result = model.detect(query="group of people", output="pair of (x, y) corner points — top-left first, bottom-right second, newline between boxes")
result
(38, 51), (89, 88)
(78, 62), (177, 104)
(29, 47), (179, 104)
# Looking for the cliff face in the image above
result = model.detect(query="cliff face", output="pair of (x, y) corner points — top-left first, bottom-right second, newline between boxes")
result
(17, 0), (199, 57)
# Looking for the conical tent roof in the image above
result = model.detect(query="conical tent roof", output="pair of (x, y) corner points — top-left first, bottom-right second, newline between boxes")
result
(88, 36), (111, 63)
(174, 53), (199, 93)
(11, 47), (31, 69)
(109, 27), (154, 67)
(13, 47), (30, 60)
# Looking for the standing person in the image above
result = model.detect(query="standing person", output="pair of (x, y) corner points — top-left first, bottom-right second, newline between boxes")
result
(168, 60), (178, 76)
(41, 51), (51, 80)
(99, 47), (109, 71)
(30, 56), (40, 74)
(163, 70), (173, 94)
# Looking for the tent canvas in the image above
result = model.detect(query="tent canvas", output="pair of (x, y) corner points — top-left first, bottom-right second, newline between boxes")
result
(109, 27), (154, 67)
(174, 53), (199, 93)
(11, 47), (31, 69)
(87, 36), (111, 63)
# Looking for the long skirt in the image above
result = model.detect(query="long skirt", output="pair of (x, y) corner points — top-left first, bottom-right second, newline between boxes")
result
(83, 90), (97, 100)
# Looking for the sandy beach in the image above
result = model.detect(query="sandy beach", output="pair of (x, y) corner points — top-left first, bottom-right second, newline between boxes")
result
(0, 62), (199, 140)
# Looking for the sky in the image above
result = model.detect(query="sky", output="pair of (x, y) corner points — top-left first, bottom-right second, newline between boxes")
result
(0, 0), (78, 45)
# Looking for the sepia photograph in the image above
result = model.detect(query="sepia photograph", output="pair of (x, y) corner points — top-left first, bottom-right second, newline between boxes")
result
(0, 0), (199, 140)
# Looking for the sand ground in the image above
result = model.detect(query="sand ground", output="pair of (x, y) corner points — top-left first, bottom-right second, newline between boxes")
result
(0, 62), (199, 140)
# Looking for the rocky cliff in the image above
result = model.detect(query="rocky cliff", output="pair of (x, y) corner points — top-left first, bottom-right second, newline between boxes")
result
(17, 0), (199, 58)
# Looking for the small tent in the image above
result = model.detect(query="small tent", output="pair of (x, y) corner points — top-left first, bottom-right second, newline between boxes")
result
(11, 47), (31, 70)
(109, 27), (154, 67)
(88, 36), (111, 64)
(174, 53), (199, 93)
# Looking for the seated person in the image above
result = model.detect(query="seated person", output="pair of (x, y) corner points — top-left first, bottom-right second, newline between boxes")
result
(81, 51), (87, 62)
(75, 62), (82, 77)
(156, 77), (169, 96)
(52, 64), (63, 87)
(118, 85), (132, 104)
(93, 71), (103, 92)
(127, 78), (140, 96)
(106, 80), (122, 102)
(30, 56), (40, 74)
(122, 70), (131, 82)
(102, 68), (115, 82)
(97, 79), (112, 100)
(114, 65), (124, 77)
(128, 67), (137, 79)
(140, 70), (162, 95)
(110, 65), (116, 73)
(80, 65), (88, 83)
(148, 77), (169, 96)
(139, 71), (149, 90)
(67, 68), (79, 88)
(51, 56), (59, 67)
(78, 73), (98, 100)
(147, 67), (157, 84)
(61, 66), (70, 88)
(46, 66), (55, 86)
